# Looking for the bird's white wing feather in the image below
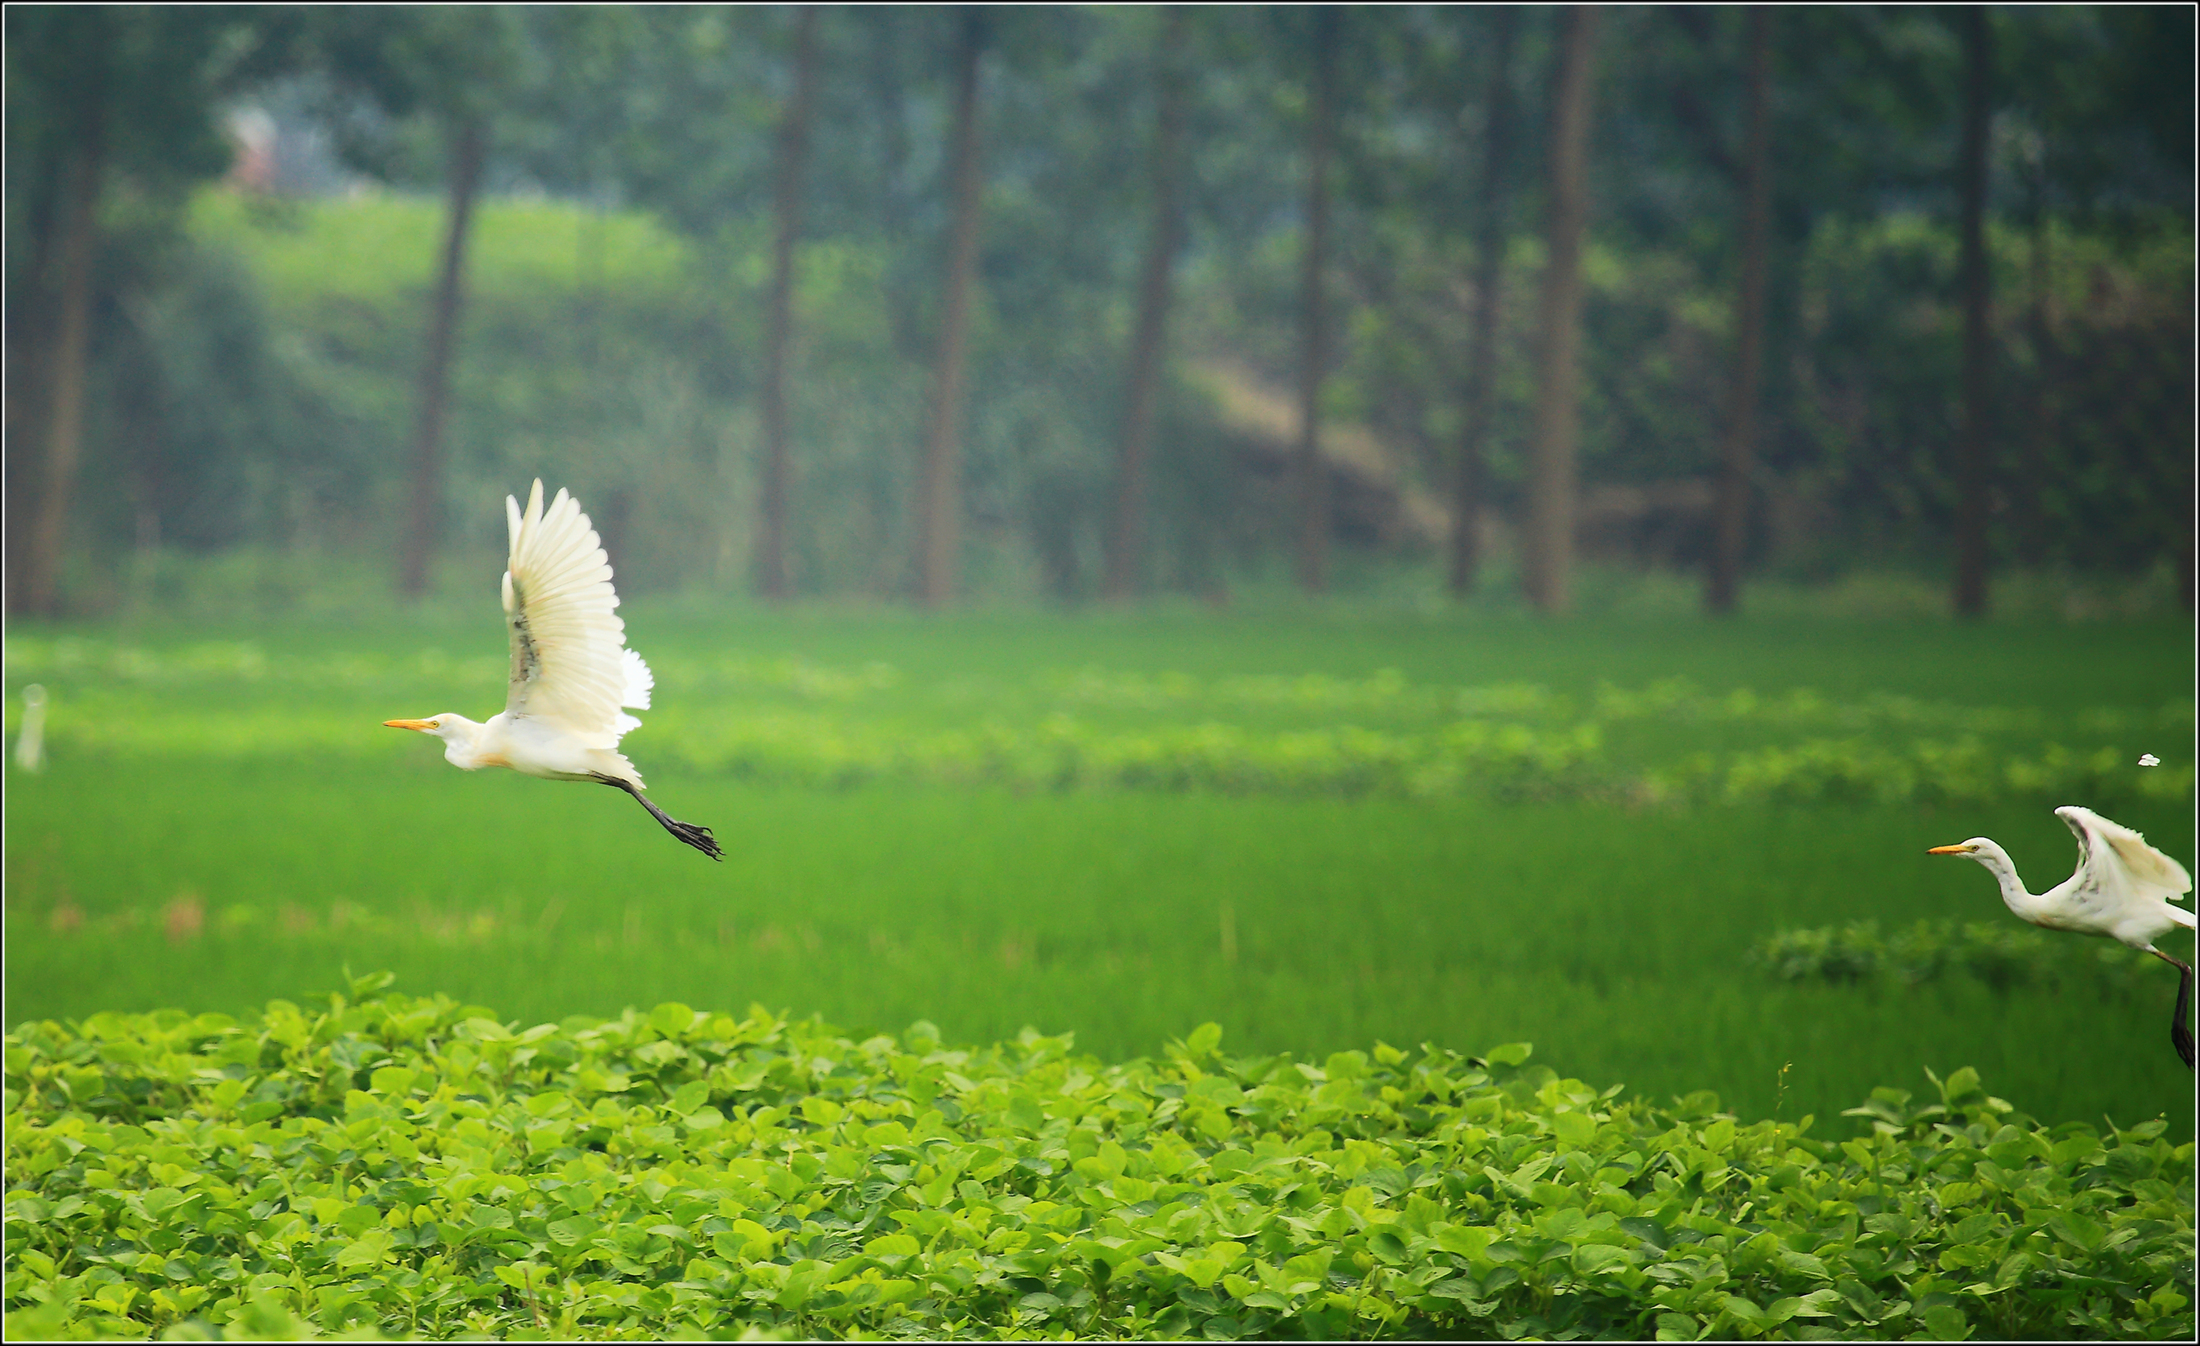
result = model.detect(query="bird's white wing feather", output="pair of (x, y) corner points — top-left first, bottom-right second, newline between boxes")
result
(502, 479), (641, 749)
(2060, 805), (2193, 902)
(621, 647), (652, 709)
(614, 647), (653, 738)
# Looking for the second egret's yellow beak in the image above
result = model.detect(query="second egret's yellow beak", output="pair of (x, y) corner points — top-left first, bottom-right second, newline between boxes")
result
(1927, 843), (1978, 855)
(384, 719), (436, 732)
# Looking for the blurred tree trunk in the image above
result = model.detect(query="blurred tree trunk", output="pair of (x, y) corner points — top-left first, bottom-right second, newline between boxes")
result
(755, 5), (818, 602)
(1451, 7), (1517, 600)
(858, 8), (915, 598)
(1952, 6), (1992, 619)
(1293, 5), (1341, 596)
(2, 140), (62, 615)
(2014, 140), (2053, 569)
(20, 115), (106, 617)
(915, 8), (985, 608)
(1524, 5), (1599, 615)
(1706, 7), (1772, 616)
(2, 353), (38, 613)
(578, 204), (606, 373)
(397, 117), (485, 600)
(1103, 7), (1189, 604)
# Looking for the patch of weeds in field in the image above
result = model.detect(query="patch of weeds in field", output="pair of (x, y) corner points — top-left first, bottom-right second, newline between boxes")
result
(648, 713), (2189, 810)
(1658, 737), (2192, 810)
(6, 975), (2193, 1341)
(9, 634), (2189, 810)
(1, 636), (900, 703)
(27, 897), (532, 949)
(1752, 920), (2159, 993)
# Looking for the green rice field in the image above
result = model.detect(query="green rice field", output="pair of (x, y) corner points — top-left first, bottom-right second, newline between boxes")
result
(5, 607), (2193, 1135)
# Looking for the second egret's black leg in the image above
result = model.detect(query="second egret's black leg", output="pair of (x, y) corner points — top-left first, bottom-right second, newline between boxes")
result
(2172, 959), (2195, 1071)
(2151, 948), (2195, 1070)
(593, 774), (723, 860)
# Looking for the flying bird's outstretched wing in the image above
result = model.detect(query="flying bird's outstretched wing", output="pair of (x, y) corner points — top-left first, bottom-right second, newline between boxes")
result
(2059, 805), (2193, 903)
(501, 479), (653, 749)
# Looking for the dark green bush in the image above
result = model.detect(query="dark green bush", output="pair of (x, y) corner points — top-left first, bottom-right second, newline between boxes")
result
(1752, 920), (2157, 993)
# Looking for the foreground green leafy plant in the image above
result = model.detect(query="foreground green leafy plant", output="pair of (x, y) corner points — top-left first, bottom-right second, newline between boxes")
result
(5, 976), (2194, 1341)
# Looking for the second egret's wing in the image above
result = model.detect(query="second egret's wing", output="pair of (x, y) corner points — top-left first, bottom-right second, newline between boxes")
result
(2060, 806), (2193, 902)
(501, 480), (651, 748)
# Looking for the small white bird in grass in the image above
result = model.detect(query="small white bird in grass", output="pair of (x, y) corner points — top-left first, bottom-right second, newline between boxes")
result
(14, 684), (47, 774)
(1930, 805), (2192, 1068)
(385, 480), (721, 860)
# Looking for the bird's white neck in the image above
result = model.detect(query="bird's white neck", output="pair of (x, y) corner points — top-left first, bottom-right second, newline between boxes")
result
(1965, 841), (2039, 917)
(431, 714), (493, 769)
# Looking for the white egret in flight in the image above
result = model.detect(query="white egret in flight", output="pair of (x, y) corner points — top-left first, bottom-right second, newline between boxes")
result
(385, 480), (721, 860)
(1930, 805), (2193, 1067)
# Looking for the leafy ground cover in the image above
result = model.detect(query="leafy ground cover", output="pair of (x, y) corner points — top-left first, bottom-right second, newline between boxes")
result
(6, 978), (2193, 1341)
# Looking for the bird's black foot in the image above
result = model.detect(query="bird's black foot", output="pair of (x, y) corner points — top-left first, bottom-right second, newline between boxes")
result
(660, 816), (723, 861)
(595, 774), (723, 860)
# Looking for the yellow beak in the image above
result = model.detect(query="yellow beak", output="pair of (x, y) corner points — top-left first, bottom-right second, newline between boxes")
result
(1927, 844), (1978, 855)
(384, 719), (436, 732)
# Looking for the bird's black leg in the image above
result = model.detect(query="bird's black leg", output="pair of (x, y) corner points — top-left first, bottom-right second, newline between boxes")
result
(593, 774), (722, 860)
(2151, 948), (2195, 1070)
(2174, 959), (2196, 1071)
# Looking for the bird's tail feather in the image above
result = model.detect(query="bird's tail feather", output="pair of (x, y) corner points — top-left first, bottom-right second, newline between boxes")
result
(2166, 903), (2197, 931)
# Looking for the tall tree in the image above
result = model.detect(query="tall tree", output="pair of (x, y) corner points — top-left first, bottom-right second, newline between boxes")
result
(4, 6), (296, 615)
(1706, 7), (1773, 615)
(1293, 5), (1341, 595)
(1450, 8), (1517, 600)
(2012, 130), (2053, 568)
(19, 71), (103, 618)
(1523, 5), (1600, 615)
(755, 6), (819, 602)
(1952, 6), (1992, 618)
(914, 7), (986, 607)
(397, 117), (485, 599)
(1102, 7), (1190, 604)
(310, 7), (521, 599)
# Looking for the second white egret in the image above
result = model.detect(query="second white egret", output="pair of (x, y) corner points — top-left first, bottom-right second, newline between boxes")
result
(385, 480), (721, 860)
(1930, 805), (2193, 1067)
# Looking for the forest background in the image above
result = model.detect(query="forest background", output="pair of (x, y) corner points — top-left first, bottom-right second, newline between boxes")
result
(4, 4), (2191, 618)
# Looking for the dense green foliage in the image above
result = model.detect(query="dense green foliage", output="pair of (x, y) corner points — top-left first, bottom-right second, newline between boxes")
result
(7, 610), (2193, 1133)
(6, 978), (2194, 1341)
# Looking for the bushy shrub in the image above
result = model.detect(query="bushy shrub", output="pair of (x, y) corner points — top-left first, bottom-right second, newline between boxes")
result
(6, 976), (2193, 1340)
(1751, 920), (2156, 993)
